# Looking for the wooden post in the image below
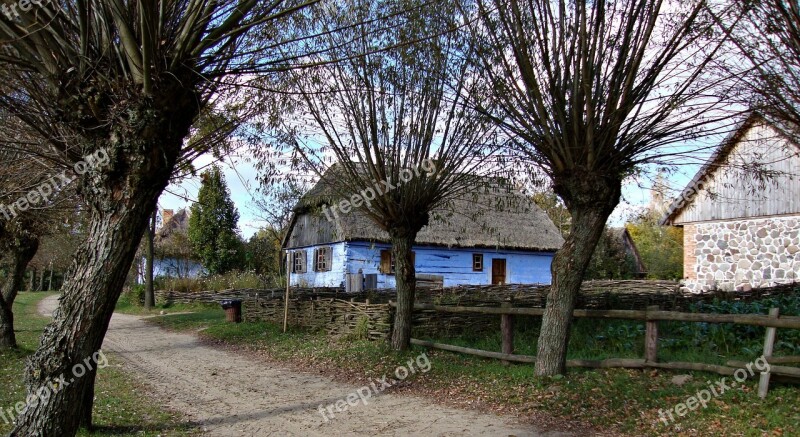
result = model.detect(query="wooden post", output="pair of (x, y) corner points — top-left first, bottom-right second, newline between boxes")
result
(501, 301), (514, 365)
(759, 307), (780, 399)
(283, 252), (291, 333)
(645, 305), (659, 364)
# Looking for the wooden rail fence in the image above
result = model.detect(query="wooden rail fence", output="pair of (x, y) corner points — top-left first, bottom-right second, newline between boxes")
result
(392, 302), (800, 398)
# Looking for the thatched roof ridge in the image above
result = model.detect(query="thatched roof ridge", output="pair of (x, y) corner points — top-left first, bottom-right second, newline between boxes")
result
(285, 171), (564, 252)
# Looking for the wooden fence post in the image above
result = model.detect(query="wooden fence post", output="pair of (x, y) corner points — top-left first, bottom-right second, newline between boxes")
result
(283, 254), (291, 333)
(645, 305), (660, 364)
(759, 307), (780, 399)
(501, 301), (514, 365)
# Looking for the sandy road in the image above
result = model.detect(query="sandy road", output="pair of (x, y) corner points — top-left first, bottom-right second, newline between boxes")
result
(39, 295), (571, 437)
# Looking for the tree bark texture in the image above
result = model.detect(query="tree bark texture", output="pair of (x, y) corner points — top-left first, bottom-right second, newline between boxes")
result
(390, 230), (418, 351)
(0, 235), (40, 349)
(534, 170), (621, 376)
(11, 88), (199, 436)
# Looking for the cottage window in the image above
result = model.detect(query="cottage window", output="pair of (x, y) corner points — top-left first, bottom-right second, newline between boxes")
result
(472, 254), (483, 271)
(380, 250), (392, 274)
(292, 250), (307, 273)
(314, 246), (332, 272)
(380, 250), (415, 274)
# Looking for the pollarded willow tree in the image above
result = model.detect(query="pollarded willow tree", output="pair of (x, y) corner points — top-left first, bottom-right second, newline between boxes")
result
(468, 0), (734, 375)
(710, 1), (800, 135)
(0, 1), (321, 434)
(0, 117), (78, 350)
(269, 0), (499, 350)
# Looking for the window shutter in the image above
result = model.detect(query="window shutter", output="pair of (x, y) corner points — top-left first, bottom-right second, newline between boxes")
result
(411, 251), (416, 266)
(301, 250), (307, 273)
(380, 250), (391, 274)
(325, 247), (332, 271)
(312, 249), (318, 272)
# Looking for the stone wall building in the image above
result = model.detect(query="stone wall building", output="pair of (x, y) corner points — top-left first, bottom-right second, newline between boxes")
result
(662, 114), (800, 292)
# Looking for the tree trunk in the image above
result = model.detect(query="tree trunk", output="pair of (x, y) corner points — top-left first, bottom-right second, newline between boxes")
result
(144, 209), (157, 309)
(0, 235), (40, 349)
(28, 267), (35, 291)
(11, 89), (198, 436)
(0, 297), (16, 350)
(79, 366), (97, 431)
(390, 230), (418, 351)
(48, 263), (54, 291)
(534, 171), (621, 376)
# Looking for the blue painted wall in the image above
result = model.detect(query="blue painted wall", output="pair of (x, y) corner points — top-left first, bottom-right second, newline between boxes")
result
(288, 242), (348, 287)
(288, 241), (554, 288)
(137, 257), (206, 283)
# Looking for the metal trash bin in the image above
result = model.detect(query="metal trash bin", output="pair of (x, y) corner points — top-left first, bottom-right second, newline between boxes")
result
(220, 299), (242, 323)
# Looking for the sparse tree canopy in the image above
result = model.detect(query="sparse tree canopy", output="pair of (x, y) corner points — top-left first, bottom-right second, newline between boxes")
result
(269, 0), (500, 350)
(469, 0), (731, 375)
(710, 1), (800, 137)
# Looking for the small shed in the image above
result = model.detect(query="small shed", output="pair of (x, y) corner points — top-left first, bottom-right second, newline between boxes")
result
(611, 227), (647, 278)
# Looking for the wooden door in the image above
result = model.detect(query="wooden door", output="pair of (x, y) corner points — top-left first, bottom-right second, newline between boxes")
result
(491, 259), (506, 285)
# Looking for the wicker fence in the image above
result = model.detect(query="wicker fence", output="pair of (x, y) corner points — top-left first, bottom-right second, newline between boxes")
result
(152, 280), (800, 341)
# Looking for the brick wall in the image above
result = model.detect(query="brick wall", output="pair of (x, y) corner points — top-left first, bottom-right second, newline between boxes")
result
(683, 223), (697, 280)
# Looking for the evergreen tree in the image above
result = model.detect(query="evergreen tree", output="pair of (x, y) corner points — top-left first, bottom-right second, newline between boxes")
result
(188, 167), (242, 275)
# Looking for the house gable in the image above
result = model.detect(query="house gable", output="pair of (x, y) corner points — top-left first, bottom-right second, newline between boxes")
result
(664, 115), (800, 226)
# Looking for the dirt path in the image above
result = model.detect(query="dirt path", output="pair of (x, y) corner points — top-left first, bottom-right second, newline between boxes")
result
(39, 296), (570, 437)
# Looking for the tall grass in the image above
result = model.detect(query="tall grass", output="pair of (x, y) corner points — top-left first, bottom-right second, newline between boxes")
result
(152, 270), (283, 293)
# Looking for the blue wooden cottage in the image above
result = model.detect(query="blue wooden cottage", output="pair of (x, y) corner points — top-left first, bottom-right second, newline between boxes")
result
(283, 177), (564, 290)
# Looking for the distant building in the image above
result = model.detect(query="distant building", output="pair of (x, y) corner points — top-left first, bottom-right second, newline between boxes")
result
(138, 209), (205, 283)
(662, 114), (800, 292)
(282, 176), (565, 289)
(611, 227), (647, 278)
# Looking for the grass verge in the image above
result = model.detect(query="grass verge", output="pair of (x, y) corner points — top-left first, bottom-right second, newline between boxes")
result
(0, 292), (197, 436)
(145, 305), (800, 436)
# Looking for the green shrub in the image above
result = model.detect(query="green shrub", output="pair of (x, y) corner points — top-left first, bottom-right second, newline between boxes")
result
(661, 292), (800, 356)
(130, 284), (146, 305)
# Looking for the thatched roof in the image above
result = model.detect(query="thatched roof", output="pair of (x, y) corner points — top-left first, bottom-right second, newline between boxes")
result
(156, 209), (189, 242)
(284, 174), (564, 252)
